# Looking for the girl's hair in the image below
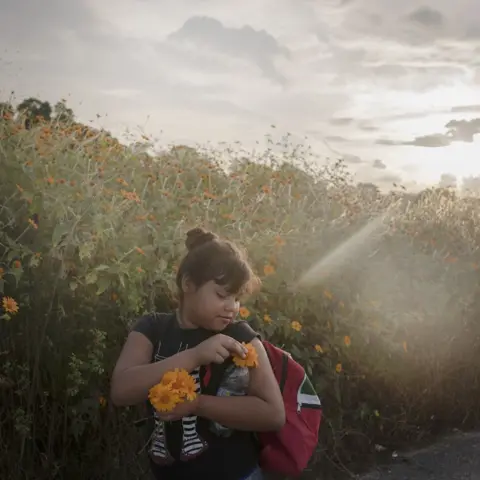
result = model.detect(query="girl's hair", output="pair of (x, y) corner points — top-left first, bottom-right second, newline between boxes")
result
(176, 227), (260, 296)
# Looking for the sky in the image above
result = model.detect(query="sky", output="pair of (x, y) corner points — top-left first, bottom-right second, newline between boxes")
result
(1, 0), (479, 190)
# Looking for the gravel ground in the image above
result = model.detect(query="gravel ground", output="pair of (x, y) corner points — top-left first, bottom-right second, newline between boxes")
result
(358, 430), (480, 480)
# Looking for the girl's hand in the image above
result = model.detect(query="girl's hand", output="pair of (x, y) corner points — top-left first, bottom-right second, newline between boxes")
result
(193, 334), (247, 366)
(157, 397), (200, 421)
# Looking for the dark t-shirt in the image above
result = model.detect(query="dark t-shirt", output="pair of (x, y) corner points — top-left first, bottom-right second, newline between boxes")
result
(132, 312), (260, 480)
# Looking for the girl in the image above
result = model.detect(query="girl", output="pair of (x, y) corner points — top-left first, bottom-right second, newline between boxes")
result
(111, 227), (285, 480)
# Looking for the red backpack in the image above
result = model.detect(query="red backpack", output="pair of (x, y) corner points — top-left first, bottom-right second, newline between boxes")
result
(204, 332), (322, 477)
(258, 340), (322, 476)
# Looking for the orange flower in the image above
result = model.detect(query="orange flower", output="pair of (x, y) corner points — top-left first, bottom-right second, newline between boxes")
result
(335, 363), (342, 373)
(120, 189), (141, 203)
(263, 264), (275, 276)
(261, 185), (272, 194)
(291, 320), (302, 332)
(161, 369), (197, 401)
(0, 267), (4, 279)
(239, 307), (250, 318)
(314, 344), (323, 353)
(99, 396), (107, 408)
(135, 247), (145, 255)
(233, 342), (259, 368)
(13, 260), (21, 269)
(274, 235), (285, 247)
(149, 384), (181, 413)
(344, 336), (351, 347)
(2, 296), (19, 314)
(203, 190), (217, 200)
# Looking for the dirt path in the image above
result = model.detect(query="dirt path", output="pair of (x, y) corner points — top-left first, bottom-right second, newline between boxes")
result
(358, 430), (480, 480)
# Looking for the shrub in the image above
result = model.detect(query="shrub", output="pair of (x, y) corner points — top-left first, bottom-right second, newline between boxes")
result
(1, 113), (480, 479)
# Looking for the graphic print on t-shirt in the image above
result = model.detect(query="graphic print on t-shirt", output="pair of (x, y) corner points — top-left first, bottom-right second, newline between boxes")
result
(149, 341), (208, 463)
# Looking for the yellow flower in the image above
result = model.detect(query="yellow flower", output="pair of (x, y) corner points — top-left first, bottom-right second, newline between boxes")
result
(161, 369), (197, 401)
(335, 363), (342, 373)
(344, 336), (351, 347)
(263, 264), (275, 276)
(314, 344), (323, 353)
(263, 314), (272, 324)
(149, 384), (181, 413)
(323, 290), (333, 300)
(291, 320), (302, 332)
(239, 307), (250, 318)
(233, 343), (259, 368)
(2, 296), (19, 314)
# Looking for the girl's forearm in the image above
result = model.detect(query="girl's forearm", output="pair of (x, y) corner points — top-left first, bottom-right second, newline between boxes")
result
(110, 349), (199, 406)
(196, 394), (285, 432)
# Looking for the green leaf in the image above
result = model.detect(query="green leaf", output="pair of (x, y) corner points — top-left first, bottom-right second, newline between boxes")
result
(94, 264), (109, 272)
(85, 272), (98, 285)
(79, 243), (95, 261)
(52, 223), (70, 246)
(96, 277), (110, 295)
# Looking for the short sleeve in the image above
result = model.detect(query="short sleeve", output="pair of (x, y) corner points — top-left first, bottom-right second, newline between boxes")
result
(131, 314), (157, 346)
(225, 320), (260, 344)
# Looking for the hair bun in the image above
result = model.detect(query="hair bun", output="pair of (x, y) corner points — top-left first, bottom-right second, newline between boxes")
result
(185, 227), (217, 251)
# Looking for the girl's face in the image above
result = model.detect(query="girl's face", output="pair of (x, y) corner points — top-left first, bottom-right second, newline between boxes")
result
(183, 279), (240, 332)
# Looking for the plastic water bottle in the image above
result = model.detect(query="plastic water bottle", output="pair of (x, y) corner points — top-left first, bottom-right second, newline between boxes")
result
(210, 364), (250, 437)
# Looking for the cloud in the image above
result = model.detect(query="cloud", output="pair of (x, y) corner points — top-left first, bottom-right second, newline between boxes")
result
(325, 135), (348, 143)
(376, 117), (480, 148)
(407, 7), (444, 28)
(451, 105), (480, 113)
(373, 159), (387, 169)
(167, 16), (289, 83)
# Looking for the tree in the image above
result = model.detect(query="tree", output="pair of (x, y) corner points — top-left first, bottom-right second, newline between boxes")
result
(0, 102), (14, 119)
(17, 97), (52, 128)
(53, 99), (75, 124)
(462, 176), (480, 195)
(438, 173), (457, 189)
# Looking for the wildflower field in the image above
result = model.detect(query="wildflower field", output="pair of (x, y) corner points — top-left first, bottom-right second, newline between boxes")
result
(2, 99), (480, 480)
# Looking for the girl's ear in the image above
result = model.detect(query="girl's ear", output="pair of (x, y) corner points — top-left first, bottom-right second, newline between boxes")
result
(181, 275), (195, 294)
